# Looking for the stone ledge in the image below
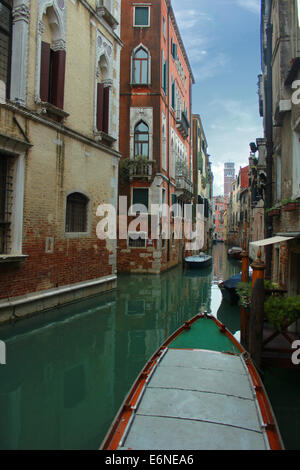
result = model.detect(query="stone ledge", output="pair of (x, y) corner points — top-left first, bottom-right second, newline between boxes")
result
(0, 254), (28, 264)
(0, 274), (117, 325)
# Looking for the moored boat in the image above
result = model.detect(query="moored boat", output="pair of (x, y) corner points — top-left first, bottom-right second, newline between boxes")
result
(219, 270), (253, 305)
(185, 252), (212, 269)
(101, 313), (283, 451)
(227, 246), (243, 260)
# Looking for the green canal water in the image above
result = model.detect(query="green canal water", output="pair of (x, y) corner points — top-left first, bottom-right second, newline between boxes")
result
(0, 244), (299, 450)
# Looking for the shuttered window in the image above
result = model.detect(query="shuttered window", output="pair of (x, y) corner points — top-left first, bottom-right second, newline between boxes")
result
(134, 6), (149, 27)
(40, 41), (66, 109)
(97, 83), (110, 134)
(0, 0), (12, 100)
(65, 193), (88, 233)
(132, 188), (149, 212)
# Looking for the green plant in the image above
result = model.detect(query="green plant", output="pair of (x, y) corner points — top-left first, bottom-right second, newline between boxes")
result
(264, 295), (300, 332)
(119, 156), (151, 184)
(236, 280), (282, 309)
(236, 282), (252, 308)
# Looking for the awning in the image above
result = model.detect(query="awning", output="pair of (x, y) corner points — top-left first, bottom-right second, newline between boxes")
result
(250, 236), (295, 247)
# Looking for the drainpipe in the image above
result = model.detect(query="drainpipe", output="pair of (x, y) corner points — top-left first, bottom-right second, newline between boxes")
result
(167, 5), (171, 262)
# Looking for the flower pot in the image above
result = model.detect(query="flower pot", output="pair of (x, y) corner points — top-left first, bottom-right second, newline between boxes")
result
(269, 209), (280, 216)
(283, 203), (297, 212)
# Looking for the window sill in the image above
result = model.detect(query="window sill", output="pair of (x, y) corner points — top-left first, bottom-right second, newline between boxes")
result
(130, 83), (151, 89)
(0, 254), (28, 264)
(37, 101), (69, 123)
(94, 130), (116, 147)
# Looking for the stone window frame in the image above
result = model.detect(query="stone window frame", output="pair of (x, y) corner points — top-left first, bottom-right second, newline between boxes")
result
(64, 190), (92, 238)
(0, 134), (30, 262)
(133, 5), (151, 28)
(130, 107), (153, 161)
(35, 0), (66, 106)
(94, 30), (114, 140)
(127, 231), (147, 249)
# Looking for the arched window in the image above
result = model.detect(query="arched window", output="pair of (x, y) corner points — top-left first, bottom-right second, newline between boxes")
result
(40, 6), (66, 109)
(134, 121), (149, 158)
(65, 193), (88, 233)
(132, 47), (149, 84)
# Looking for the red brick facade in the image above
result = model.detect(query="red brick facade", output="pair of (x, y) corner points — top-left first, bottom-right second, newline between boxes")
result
(118, 0), (194, 273)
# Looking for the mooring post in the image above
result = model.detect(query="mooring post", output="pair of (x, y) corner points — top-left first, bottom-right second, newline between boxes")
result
(240, 242), (249, 348)
(249, 248), (265, 368)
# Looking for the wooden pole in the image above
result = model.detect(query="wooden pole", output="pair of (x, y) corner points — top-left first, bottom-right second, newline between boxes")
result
(240, 241), (249, 347)
(249, 248), (265, 368)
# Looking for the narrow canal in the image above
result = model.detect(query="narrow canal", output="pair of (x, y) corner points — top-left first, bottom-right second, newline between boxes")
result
(0, 244), (299, 450)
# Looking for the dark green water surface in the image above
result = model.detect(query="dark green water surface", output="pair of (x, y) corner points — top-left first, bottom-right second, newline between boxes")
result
(0, 244), (298, 450)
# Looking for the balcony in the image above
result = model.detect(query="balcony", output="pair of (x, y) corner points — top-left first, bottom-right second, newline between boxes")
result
(96, 0), (119, 29)
(175, 175), (193, 200)
(176, 111), (189, 139)
(129, 160), (153, 182)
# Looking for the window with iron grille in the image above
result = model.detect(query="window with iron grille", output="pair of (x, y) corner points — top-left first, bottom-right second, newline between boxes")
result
(0, 0), (12, 100)
(65, 193), (88, 233)
(128, 232), (147, 248)
(0, 154), (13, 254)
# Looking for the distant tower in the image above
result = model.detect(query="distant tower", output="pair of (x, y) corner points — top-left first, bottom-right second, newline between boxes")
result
(224, 162), (235, 196)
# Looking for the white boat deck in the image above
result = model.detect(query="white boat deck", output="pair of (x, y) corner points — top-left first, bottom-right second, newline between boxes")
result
(118, 349), (270, 450)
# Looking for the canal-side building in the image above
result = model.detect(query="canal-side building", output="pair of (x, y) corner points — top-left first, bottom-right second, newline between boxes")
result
(257, 0), (300, 295)
(0, 0), (122, 322)
(117, 0), (195, 274)
(213, 196), (227, 242)
(225, 164), (250, 249)
(238, 165), (250, 248)
(226, 178), (240, 246)
(192, 114), (213, 251)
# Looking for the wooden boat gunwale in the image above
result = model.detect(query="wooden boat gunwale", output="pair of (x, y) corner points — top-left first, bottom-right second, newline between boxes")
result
(100, 313), (284, 451)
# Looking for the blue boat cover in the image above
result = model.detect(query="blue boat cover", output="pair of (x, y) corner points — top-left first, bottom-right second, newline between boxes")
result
(223, 273), (252, 289)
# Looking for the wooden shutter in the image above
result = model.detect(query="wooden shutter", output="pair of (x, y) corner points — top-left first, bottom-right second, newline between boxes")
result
(40, 41), (50, 102)
(103, 86), (110, 134)
(50, 49), (66, 109)
(97, 83), (104, 131)
(132, 188), (149, 211)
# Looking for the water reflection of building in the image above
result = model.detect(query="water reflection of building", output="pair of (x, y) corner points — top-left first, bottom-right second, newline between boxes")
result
(0, 293), (117, 450)
(213, 244), (241, 283)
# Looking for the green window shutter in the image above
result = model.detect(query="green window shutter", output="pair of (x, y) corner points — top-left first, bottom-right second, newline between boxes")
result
(132, 188), (149, 211)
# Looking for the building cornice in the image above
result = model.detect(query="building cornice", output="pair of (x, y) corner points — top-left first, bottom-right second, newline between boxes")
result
(78, 0), (123, 47)
(166, 1), (195, 84)
(2, 102), (122, 159)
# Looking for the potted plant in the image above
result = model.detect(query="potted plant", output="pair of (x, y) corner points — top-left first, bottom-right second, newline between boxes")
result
(119, 156), (152, 183)
(236, 282), (252, 309)
(281, 198), (299, 212)
(266, 205), (281, 217)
